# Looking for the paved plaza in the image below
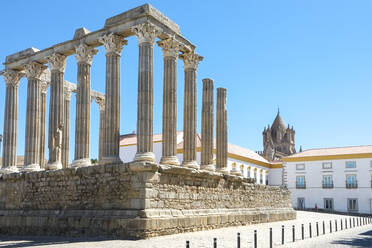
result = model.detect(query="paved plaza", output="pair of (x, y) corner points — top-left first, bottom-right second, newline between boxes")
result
(0, 211), (370, 247)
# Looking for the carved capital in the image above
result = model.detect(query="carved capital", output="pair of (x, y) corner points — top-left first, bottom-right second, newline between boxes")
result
(180, 52), (203, 70)
(99, 33), (128, 56)
(75, 44), (98, 65)
(64, 84), (74, 101)
(24, 62), (47, 80)
(131, 22), (160, 45)
(47, 53), (67, 72)
(95, 96), (105, 112)
(40, 80), (50, 94)
(157, 36), (181, 58)
(3, 69), (23, 87)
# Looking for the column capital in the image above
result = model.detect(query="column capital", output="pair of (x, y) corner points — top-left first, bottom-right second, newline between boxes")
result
(3, 69), (23, 87)
(99, 33), (128, 56)
(24, 62), (47, 80)
(75, 43), (98, 65)
(64, 86), (73, 101)
(40, 80), (50, 94)
(157, 36), (181, 58)
(47, 53), (67, 72)
(180, 52), (203, 70)
(131, 22), (160, 45)
(95, 96), (105, 112)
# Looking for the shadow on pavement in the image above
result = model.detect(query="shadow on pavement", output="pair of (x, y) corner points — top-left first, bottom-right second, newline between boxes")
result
(331, 230), (372, 247)
(0, 236), (124, 248)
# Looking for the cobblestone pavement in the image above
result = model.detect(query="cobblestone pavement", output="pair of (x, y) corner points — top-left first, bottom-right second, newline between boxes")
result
(0, 211), (370, 248)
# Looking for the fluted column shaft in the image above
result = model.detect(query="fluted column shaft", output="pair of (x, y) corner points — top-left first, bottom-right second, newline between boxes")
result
(99, 34), (126, 164)
(39, 82), (48, 169)
(158, 37), (180, 165)
(132, 23), (159, 162)
(98, 102), (105, 163)
(47, 54), (66, 170)
(62, 88), (72, 168)
(1, 70), (22, 172)
(216, 87), (228, 173)
(23, 62), (47, 171)
(201, 78), (214, 171)
(72, 44), (97, 167)
(180, 52), (203, 168)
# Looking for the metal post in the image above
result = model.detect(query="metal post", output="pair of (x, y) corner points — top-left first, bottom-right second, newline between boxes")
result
(282, 225), (284, 245)
(270, 228), (272, 248)
(345, 218), (347, 229)
(309, 223), (312, 238)
(353, 218), (355, 228)
(316, 222), (319, 236)
(186, 240), (190, 248)
(214, 238), (217, 248)
(350, 218), (351, 228)
(341, 219), (343, 230)
(301, 224), (304, 240)
(237, 232), (240, 248)
(335, 219), (337, 232)
(254, 230), (257, 248)
(292, 225), (295, 242)
(323, 221), (325, 235)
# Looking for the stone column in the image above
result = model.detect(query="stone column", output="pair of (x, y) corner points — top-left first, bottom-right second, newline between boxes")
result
(216, 87), (229, 174)
(1, 70), (22, 173)
(95, 96), (105, 163)
(72, 44), (97, 167)
(99, 33), (127, 164)
(23, 62), (47, 172)
(180, 52), (203, 168)
(158, 36), (181, 165)
(132, 22), (159, 162)
(62, 85), (72, 168)
(201, 78), (214, 171)
(46, 53), (66, 170)
(39, 80), (49, 169)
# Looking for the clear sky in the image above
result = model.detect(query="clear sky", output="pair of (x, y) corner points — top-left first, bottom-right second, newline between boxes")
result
(1, 0), (372, 161)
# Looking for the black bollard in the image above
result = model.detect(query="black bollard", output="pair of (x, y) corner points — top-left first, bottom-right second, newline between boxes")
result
(323, 221), (325, 235)
(292, 225), (295, 242)
(254, 230), (257, 248)
(316, 222), (319, 236)
(330, 220), (332, 233)
(345, 218), (347, 229)
(309, 223), (312, 238)
(270, 228), (272, 248)
(350, 218), (352, 228)
(353, 218), (355, 228)
(341, 219), (343, 230)
(282, 225), (284, 245)
(237, 233), (240, 248)
(335, 219), (337, 232)
(214, 238), (217, 248)
(186, 240), (190, 248)
(302, 224), (304, 240)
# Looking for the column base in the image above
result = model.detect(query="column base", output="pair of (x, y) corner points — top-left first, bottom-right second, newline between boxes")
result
(101, 156), (122, 165)
(200, 164), (215, 171)
(160, 156), (180, 166)
(134, 152), (155, 163)
(216, 167), (230, 175)
(0, 166), (19, 174)
(71, 158), (91, 168)
(182, 160), (199, 169)
(22, 164), (41, 172)
(46, 161), (62, 170)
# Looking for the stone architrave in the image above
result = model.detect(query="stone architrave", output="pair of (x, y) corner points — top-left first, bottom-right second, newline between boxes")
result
(131, 22), (160, 163)
(201, 78), (214, 171)
(72, 44), (98, 167)
(158, 36), (181, 165)
(1, 70), (22, 173)
(98, 33), (127, 165)
(94, 96), (105, 163)
(216, 87), (229, 174)
(23, 62), (47, 172)
(40, 80), (49, 169)
(46, 53), (66, 170)
(62, 85), (72, 168)
(180, 52), (203, 168)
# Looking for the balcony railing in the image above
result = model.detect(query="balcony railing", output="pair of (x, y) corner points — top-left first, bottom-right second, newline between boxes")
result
(296, 182), (306, 189)
(322, 181), (334, 189)
(346, 180), (358, 189)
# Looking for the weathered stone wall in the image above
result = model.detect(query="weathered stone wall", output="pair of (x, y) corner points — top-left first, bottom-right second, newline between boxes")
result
(0, 162), (295, 239)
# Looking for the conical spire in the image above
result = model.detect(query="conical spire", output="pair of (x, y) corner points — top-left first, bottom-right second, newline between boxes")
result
(271, 110), (286, 131)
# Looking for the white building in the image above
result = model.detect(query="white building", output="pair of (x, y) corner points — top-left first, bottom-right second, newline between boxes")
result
(119, 131), (282, 185)
(283, 145), (372, 214)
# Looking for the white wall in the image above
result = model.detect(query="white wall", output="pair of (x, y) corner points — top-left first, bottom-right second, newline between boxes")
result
(268, 168), (282, 186)
(285, 158), (372, 214)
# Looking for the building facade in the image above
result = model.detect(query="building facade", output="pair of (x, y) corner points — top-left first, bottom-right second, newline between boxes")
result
(283, 146), (372, 214)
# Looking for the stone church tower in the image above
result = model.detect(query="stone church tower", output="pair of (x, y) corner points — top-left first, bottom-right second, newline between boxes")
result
(262, 110), (296, 161)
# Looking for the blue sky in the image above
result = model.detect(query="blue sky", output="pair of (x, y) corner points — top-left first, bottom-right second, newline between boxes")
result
(1, 0), (372, 161)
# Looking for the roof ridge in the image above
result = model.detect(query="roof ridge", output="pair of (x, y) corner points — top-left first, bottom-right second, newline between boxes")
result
(302, 144), (372, 152)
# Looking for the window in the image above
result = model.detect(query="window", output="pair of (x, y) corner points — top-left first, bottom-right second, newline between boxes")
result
(240, 164), (244, 175)
(347, 199), (358, 212)
(324, 198), (333, 210)
(247, 168), (251, 178)
(259, 173), (263, 184)
(296, 164), (305, 170)
(346, 175), (357, 188)
(322, 162), (332, 169)
(296, 176), (306, 189)
(345, 161), (356, 168)
(370, 161), (372, 168)
(297, 198), (305, 209)
(322, 175), (333, 188)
